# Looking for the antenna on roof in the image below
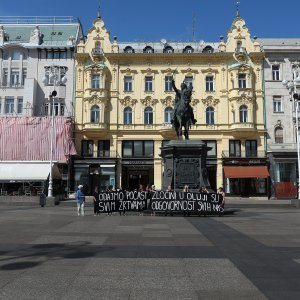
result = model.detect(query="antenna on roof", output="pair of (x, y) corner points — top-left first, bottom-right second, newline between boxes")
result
(236, 0), (240, 17)
(192, 12), (196, 42)
(97, 0), (101, 18)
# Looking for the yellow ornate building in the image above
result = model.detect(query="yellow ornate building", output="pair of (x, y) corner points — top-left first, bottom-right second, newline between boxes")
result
(74, 12), (268, 196)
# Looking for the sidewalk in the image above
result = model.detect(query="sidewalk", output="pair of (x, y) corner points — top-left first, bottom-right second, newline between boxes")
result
(225, 196), (292, 208)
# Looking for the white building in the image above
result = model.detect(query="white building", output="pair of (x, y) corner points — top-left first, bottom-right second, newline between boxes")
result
(259, 38), (300, 198)
(0, 16), (83, 117)
(0, 17), (83, 197)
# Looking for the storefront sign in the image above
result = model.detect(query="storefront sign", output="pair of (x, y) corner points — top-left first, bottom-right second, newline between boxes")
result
(97, 191), (224, 214)
(122, 160), (154, 165)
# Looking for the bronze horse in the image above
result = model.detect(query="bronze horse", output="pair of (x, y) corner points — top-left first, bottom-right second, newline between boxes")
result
(171, 79), (196, 140)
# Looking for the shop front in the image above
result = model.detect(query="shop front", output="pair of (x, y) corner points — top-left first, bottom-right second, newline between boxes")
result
(74, 159), (117, 194)
(223, 159), (269, 197)
(268, 152), (297, 199)
(121, 159), (154, 191)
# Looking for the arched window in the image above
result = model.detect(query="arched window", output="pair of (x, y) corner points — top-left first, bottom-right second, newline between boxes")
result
(91, 105), (100, 123)
(144, 106), (153, 124)
(143, 46), (154, 53)
(275, 127), (283, 143)
(183, 46), (194, 53)
(164, 107), (174, 123)
(206, 107), (215, 125)
(124, 106), (132, 124)
(239, 105), (248, 123)
(236, 41), (242, 52)
(124, 46), (135, 53)
(163, 46), (174, 53)
(202, 46), (214, 53)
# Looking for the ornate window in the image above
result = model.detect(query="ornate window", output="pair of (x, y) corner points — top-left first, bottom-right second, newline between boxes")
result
(124, 106), (132, 124)
(145, 76), (153, 92)
(184, 76), (193, 88)
(239, 105), (248, 123)
(92, 74), (100, 89)
(165, 75), (173, 92)
(124, 76), (133, 92)
(144, 106), (153, 124)
(275, 127), (283, 143)
(91, 105), (100, 123)
(206, 106), (215, 125)
(164, 107), (174, 123)
(238, 74), (247, 88)
(236, 41), (242, 52)
(206, 76), (214, 91)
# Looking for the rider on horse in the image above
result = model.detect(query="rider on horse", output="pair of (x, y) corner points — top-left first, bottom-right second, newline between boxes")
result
(171, 78), (197, 126)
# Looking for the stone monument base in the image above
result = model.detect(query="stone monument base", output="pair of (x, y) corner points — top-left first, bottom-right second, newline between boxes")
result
(160, 140), (210, 191)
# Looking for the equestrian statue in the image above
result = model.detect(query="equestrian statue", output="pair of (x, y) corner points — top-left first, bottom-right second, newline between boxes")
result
(171, 77), (197, 140)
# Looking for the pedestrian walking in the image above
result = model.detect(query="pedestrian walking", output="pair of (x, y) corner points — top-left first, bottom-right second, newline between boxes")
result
(76, 185), (85, 216)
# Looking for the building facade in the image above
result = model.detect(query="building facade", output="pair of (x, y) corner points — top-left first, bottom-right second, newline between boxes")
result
(0, 17), (82, 196)
(74, 12), (268, 196)
(260, 38), (300, 198)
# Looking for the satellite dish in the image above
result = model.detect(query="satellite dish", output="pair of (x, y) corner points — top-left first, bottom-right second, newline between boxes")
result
(160, 38), (167, 44)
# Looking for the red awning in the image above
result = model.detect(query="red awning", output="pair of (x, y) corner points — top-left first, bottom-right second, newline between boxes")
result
(224, 166), (269, 178)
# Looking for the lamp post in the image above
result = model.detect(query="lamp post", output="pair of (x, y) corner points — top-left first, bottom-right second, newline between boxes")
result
(42, 65), (67, 198)
(282, 64), (300, 200)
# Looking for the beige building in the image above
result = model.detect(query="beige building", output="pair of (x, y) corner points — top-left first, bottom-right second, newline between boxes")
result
(74, 12), (268, 196)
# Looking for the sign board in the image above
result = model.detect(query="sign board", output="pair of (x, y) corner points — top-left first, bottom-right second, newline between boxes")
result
(97, 191), (224, 215)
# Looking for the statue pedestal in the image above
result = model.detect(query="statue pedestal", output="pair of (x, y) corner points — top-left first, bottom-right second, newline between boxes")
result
(160, 140), (210, 191)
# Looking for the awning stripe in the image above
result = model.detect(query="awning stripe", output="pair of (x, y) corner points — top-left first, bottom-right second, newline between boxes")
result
(0, 117), (77, 162)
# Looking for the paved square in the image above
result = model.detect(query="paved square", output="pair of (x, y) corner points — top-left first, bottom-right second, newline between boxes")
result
(0, 205), (300, 299)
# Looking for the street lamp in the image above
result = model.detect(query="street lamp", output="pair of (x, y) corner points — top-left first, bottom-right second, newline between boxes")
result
(282, 64), (300, 200)
(42, 65), (67, 198)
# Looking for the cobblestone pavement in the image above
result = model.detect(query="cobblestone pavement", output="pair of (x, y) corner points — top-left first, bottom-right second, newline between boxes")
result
(0, 205), (300, 299)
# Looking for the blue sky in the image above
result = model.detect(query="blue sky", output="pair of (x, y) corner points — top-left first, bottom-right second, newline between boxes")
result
(1, 0), (299, 41)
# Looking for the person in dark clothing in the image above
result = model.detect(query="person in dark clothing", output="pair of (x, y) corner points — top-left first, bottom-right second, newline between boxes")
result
(93, 186), (100, 216)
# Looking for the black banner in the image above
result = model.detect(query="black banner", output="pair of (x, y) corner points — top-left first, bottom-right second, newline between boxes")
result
(97, 191), (224, 215)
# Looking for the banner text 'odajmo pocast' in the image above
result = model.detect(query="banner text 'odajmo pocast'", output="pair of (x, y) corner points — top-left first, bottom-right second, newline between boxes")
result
(97, 191), (224, 214)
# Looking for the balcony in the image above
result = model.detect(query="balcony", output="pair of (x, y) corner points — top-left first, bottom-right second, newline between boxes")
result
(235, 47), (247, 60)
(229, 122), (256, 137)
(91, 48), (104, 58)
(82, 122), (108, 136)
(222, 151), (266, 158)
(159, 122), (176, 138)
(228, 88), (254, 99)
(235, 47), (247, 54)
